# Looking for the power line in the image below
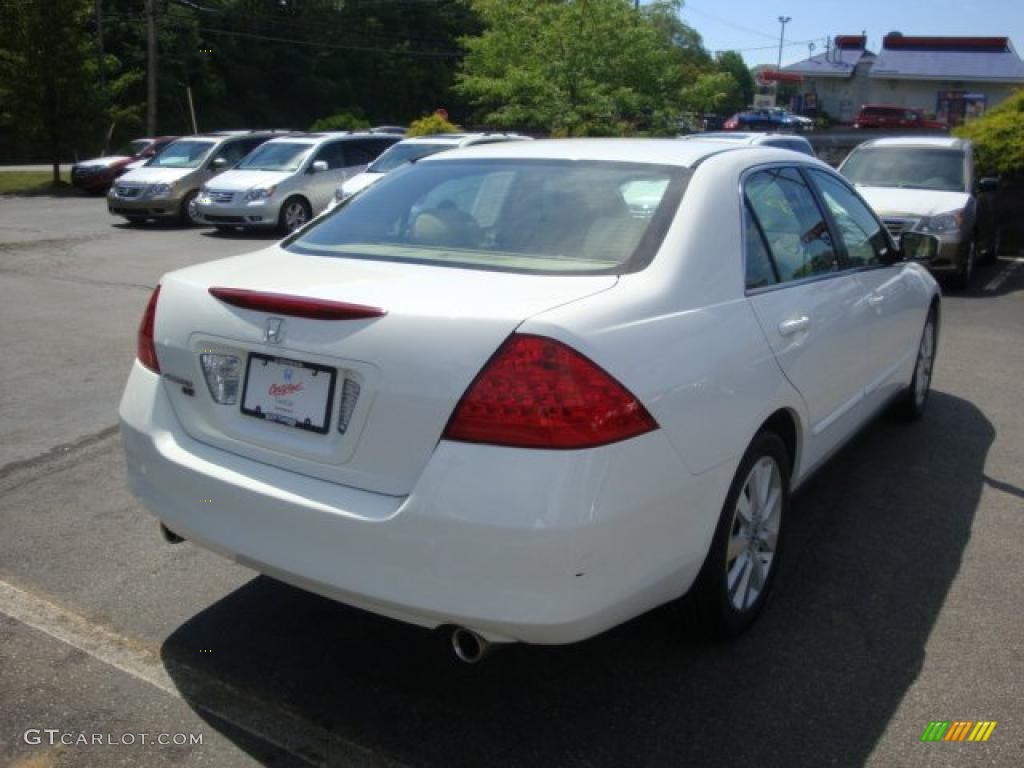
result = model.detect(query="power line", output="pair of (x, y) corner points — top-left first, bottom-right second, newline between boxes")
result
(194, 25), (462, 58)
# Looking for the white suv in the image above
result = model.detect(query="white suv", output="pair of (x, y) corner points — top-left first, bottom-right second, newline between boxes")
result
(195, 132), (400, 233)
(329, 133), (531, 208)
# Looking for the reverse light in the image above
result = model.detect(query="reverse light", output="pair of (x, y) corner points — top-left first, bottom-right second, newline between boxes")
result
(200, 354), (241, 404)
(443, 334), (658, 450)
(137, 285), (161, 373)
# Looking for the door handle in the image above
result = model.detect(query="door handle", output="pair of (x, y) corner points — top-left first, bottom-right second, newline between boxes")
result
(867, 294), (885, 307)
(778, 315), (811, 336)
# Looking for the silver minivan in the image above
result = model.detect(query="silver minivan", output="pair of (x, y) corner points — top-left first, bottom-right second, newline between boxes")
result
(195, 132), (400, 233)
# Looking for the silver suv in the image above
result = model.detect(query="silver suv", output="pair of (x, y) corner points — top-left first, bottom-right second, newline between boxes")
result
(108, 131), (282, 225)
(195, 132), (400, 233)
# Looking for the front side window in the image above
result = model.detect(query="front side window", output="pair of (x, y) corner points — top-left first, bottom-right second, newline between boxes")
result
(148, 140), (215, 168)
(286, 159), (688, 275)
(808, 170), (893, 267)
(238, 142), (312, 172)
(840, 147), (966, 193)
(744, 167), (838, 283)
(311, 142), (347, 169)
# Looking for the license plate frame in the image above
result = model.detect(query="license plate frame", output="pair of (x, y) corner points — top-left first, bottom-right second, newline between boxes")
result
(240, 353), (336, 435)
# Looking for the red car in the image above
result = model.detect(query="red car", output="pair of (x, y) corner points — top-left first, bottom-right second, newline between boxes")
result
(71, 136), (178, 194)
(853, 105), (947, 131)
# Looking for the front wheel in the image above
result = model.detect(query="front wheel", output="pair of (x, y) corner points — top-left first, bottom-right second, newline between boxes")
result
(688, 431), (790, 639)
(279, 197), (311, 234)
(951, 236), (975, 290)
(898, 306), (937, 420)
(179, 190), (201, 226)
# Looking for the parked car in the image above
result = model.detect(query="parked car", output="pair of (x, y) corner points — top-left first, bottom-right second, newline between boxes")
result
(853, 105), (947, 131)
(682, 131), (816, 157)
(195, 132), (400, 233)
(70, 136), (177, 194)
(328, 133), (530, 207)
(723, 109), (809, 133)
(108, 131), (285, 225)
(839, 136), (998, 288)
(120, 139), (941, 659)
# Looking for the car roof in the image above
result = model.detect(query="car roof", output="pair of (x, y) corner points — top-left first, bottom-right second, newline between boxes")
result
(685, 132), (810, 145)
(859, 137), (965, 150)
(420, 137), (796, 168)
(263, 132), (392, 146)
(395, 132), (528, 147)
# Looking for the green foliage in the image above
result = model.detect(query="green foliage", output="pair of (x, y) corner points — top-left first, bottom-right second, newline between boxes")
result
(310, 112), (371, 132)
(407, 112), (461, 137)
(680, 72), (738, 115)
(715, 51), (755, 113)
(954, 90), (1024, 177)
(457, 0), (689, 136)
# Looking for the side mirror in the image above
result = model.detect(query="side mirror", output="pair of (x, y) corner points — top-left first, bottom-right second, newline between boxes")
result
(900, 231), (940, 262)
(977, 177), (999, 193)
(310, 160), (328, 174)
(211, 156), (228, 171)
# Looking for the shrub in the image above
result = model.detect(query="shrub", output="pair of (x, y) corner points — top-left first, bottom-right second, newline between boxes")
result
(309, 111), (370, 132)
(407, 111), (460, 137)
(954, 90), (1024, 178)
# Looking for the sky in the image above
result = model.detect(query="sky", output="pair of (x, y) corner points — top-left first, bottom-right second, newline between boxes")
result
(666, 0), (1024, 68)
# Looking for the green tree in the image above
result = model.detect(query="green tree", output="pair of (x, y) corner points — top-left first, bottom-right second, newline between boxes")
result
(680, 71), (739, 115)
(407, 111), (461, 136)
(955, 90), (1024, 177)
(715, 51), (755, 113)
(0, 0), (107, 178)
(456, 0), (686, 136)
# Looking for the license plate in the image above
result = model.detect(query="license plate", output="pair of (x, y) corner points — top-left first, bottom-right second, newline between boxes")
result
(240, 354), (336, 434)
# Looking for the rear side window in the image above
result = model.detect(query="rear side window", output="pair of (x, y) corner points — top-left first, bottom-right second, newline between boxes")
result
(808, 169), (893, 267)
(744, 167), (838, 283)
(343, 139), (398, 166)
(744, 203), (778, 289)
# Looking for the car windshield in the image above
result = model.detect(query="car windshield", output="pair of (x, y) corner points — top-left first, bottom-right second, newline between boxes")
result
(286, 159), (688, 275)
(237, 142), (311, 172)
(841, 148), (966, 192)
(147, 139), (216, 169)
(368, 143), (451, 173)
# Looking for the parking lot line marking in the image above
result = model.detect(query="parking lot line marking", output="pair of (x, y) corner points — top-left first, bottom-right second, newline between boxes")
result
(983, 257), (1024, 293)
(0, 579), (402, 768)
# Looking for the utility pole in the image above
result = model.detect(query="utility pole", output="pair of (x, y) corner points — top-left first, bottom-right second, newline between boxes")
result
(777, 16), (791, 70)
(146, 0), (158, 135)
(95, 0), (105, 88)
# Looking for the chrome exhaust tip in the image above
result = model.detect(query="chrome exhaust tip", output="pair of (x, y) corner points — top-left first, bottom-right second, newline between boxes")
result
(450, 627), (490, 664)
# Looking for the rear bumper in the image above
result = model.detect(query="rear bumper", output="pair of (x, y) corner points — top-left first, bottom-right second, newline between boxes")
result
(119, 361), (728, 644)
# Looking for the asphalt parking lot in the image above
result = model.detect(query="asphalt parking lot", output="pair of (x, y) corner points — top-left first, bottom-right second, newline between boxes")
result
(1, 195), (1023, 768)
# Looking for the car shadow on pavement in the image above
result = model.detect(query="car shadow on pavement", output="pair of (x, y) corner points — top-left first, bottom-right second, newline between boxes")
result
(201, 227), (282, 242)
(161, 391), (992, 768)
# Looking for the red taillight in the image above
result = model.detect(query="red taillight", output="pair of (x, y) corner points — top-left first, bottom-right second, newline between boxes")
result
(137, 285), (161, 373)
(208, 287), (386, 320)
(443, 334), (658, 450)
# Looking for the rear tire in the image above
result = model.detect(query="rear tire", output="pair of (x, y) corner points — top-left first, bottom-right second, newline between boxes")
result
(688, 431), (790, 639)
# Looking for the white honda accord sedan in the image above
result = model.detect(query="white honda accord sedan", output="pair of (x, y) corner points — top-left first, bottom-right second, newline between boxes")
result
(119, 139), (941, 658)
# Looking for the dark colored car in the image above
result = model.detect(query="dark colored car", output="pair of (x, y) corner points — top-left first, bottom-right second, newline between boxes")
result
(723, 109), (809, 133)
(853, 105), (947, 131)
(71, 136), (178, 194)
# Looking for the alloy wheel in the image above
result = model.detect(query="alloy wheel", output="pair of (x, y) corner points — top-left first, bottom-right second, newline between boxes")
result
(284, 201), (309, 232)
(914, 317), (936, 409)
(725, 456), (782, 612)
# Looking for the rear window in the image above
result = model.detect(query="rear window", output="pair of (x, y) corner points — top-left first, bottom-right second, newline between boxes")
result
(368, 142), (452, 173)
(286, 159), (689, 275)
